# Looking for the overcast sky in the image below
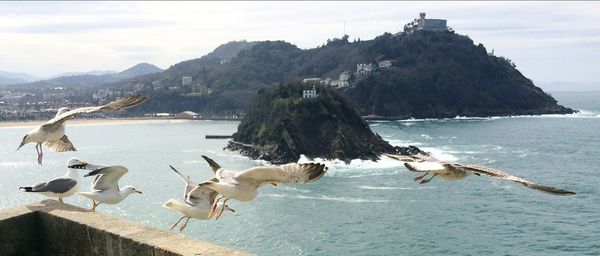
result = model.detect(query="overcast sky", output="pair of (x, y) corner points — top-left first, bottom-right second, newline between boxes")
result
(1, 1), (599, 84)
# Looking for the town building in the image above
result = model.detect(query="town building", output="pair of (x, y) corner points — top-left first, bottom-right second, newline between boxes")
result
(404, 12), (448, 34)
(302, 85), (318, 98)
(175, 111), (200, 119)
(356, 63), (374, 76)
(182, 76), (192, 86)
(378, 60), (392, 69)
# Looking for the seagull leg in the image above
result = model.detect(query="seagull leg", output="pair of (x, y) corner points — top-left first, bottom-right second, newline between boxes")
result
(414, 173), (428, 181)
(170, 216), (185, 230)
(90, 200), (100, 212)
(207, 196), (222, 219)
(179, 217), (191, 233)
(420, 173), (438, 184)
(35, 143), (43, 165)
(215, 199), (229, 220)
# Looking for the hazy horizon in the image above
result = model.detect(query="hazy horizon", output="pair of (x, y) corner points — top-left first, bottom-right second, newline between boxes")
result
(1, 2), (599, 87)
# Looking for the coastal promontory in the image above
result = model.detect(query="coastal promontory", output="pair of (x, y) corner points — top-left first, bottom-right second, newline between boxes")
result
(226, 83), (422, 164)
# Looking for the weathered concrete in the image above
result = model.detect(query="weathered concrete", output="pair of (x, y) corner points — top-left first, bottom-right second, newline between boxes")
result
(0, 200), (251, 256)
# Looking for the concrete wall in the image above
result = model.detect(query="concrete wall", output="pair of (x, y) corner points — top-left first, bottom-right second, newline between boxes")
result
(0, 200), (251, 256)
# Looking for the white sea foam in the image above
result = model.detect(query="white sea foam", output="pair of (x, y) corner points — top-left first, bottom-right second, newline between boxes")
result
(262, 193), (390, 203)
(358, 186), (436, 190)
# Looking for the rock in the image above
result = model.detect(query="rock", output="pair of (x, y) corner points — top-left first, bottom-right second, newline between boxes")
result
(226, 83), (424, 164)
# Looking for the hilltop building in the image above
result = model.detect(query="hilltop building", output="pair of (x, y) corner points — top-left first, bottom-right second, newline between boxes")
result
(404, 12), (448, 34)
(302, 85), (318, 98)
(378, 60), (392, 69)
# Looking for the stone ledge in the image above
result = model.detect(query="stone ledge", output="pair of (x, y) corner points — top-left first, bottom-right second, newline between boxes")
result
(0, 200), (251, 256)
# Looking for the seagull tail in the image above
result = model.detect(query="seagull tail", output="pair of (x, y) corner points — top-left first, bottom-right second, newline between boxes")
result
(19, 186), (33, 192)
(524, 182), (576, 196)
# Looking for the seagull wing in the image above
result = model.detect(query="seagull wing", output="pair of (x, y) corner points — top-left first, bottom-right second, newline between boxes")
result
(404, 161), (446, 172)
(454, 164), (576, 196)
(236, 163), (327, 186)
(168, 165), (197, 199)
(386, 153), (433, 162)
(43, 135), (76, 152)
(22, 178), (77, 193)
(201, 155), (221, 173)
(186, 182), (218, 206)
(84, 166), (128, 192)
(42, 95), (148, 128)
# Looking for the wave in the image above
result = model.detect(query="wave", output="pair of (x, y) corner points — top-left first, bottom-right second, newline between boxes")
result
(358, 186), (436, 190)
(369, 110), (600, 123)
(262, 193), (390, 203)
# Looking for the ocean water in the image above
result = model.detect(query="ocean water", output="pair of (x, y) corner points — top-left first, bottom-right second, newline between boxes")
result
(1, 91), (599, 255)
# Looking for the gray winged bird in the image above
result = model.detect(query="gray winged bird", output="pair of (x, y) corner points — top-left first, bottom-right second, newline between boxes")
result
(16, 95), (148, 165)
(78, 163), (143, 211)
(387, 153), (576, 196)
(163, 165), (235, 232)
(19, 157), (102, 202)
(198, 155), (328, 220)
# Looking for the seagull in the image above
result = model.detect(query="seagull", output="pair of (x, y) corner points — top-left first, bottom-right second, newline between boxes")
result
(163, 165), (235, 232)
(19, 157), (101, 202)
(16, 95), (148, 165)
(392, 154), (576, 196)
(78, 163), (143, 211)
(197, 155), (328, 220)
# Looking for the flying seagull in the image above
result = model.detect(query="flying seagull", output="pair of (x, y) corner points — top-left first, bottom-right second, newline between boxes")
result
(78, 163), (143, 211)
(389, 153), (576, 196)
(163, 165), (235, 232)
(198, 155), (328, 220)
(16, 95), (148, 165)
(19, 157), (101, 202)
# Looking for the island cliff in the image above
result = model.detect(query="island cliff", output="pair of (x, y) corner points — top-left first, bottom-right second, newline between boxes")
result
(226, 83), (423, 164)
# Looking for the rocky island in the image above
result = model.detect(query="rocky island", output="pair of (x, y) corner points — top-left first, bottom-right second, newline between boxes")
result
(226, 83), (423, 164)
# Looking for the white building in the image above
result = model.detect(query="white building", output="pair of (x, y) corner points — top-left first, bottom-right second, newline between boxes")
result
(356, 63), (374, 76)
(378, 60), (392, 69)
(404, 12), (448, 34)
(182, 76), (193, 86)
(302, 85), (318, 98)
(175, 111), (200, 119)
(303, 78), (322, 83)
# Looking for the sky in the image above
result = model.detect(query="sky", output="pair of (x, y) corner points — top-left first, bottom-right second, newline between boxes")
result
(0, 1), (599, 85)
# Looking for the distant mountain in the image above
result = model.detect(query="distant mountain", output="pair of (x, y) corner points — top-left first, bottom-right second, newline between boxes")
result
(0, 71), (40, 85)
(205, 40), (259, 60)
(51, 70), (117, 78)
(21, 63), (162, 87)
(118, 63), (163, 79)
(118, 31), (572, 118)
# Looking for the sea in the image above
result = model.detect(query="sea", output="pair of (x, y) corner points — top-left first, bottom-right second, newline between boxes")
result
(0, 91), (598, 255)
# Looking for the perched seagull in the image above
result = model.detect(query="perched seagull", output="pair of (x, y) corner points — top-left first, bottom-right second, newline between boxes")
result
(19, 157), (101, 202)
(198, 155), (328, 220)
(396, 154), (576, 196)
(16, 95), (148, 165)
(163, 165), (235, 232)
(78, 163), (143, 211)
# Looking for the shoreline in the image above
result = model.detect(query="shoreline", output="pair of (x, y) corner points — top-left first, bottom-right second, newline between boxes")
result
(0, 117), (239, 128)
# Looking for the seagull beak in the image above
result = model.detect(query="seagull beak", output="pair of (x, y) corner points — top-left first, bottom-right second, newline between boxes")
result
(136, 190), (143, 194)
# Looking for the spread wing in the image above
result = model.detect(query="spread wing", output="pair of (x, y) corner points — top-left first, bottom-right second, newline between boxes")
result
(404, 161), (446, 172)
(42, 95), (148, 129)
(201, 155), (221, 173)
(386, 153), (433, 162)
(454, 164), (576, 196)
(22, 178), (77, 193)
(236, 163), (327, 186)
(168, 165), (196, 199)
(84, 166), (128, 192)
(186, 182), (218, 206)
(43, 135), (76, 152)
